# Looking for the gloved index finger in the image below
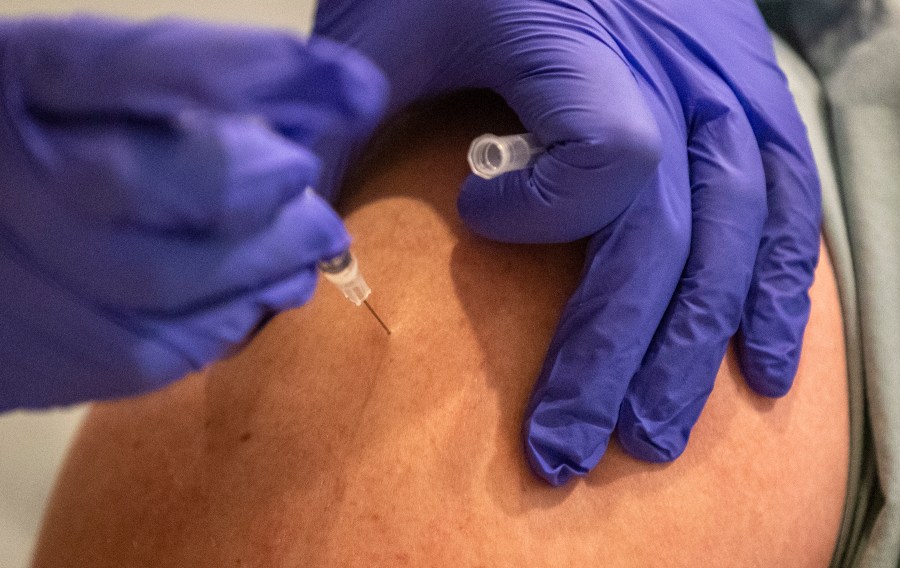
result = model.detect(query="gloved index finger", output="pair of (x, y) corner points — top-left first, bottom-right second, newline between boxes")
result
(8, 16), (387, 140)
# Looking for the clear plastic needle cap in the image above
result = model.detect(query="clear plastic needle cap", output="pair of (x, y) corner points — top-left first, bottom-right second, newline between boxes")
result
(468, 133), (542, 179)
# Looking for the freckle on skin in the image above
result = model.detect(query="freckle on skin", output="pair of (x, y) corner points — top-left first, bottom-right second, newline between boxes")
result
(239, 432), (252, 443)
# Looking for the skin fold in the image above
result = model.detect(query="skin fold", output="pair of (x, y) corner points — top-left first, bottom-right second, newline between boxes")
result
(32, 95), (848, 568)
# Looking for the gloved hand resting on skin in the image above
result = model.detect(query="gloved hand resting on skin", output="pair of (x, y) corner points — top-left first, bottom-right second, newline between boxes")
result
(0, 16), (386, 410)
(314, 0), (821, 484)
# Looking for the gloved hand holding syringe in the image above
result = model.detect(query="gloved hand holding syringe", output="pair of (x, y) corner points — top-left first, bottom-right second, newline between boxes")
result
(0, 16), (390, 410)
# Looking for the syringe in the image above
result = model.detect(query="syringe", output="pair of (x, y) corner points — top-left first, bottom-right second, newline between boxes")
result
(468, 133), (543, 179)
(318, 250), (391, 335)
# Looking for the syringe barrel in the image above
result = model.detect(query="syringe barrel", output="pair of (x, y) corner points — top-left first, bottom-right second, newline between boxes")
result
(318, 251), (371, 306)
(468, 133), (542, 179)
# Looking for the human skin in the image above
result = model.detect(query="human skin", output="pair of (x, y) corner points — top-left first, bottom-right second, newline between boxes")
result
(32, 97), (848, 568)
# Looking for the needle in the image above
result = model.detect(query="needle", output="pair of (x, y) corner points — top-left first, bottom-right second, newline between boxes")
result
(364, 300), (392, 335)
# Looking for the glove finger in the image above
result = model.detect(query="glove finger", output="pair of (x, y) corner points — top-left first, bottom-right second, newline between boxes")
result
(1, 187), (335, 409)
(0, 238), (319, 410)
(737, 137), (821, 397)
(524, 168), (690, 485)
(0, 240), (194, 410)
(617, 107), (767, 462)
(35, 112), (323, 237)
(137, 268), (320, 370)
(457, 27), (661, 243)
(9, 16), (386, 142)
(11, 177), (349, 313)
(123, 187), (349, 313)
(699, 17), (823, 397)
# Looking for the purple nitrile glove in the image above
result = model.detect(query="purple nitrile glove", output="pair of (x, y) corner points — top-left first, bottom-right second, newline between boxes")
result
(0, 16), (387, 411)
(315, 0), (821, 484)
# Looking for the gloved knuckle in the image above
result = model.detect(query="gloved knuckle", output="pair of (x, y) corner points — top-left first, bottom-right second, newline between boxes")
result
(731, 173), (767, 217)
(613, 116), (663, 174)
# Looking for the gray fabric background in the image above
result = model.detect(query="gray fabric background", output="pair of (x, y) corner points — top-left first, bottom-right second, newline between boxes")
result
(766, 1), (900, 565)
